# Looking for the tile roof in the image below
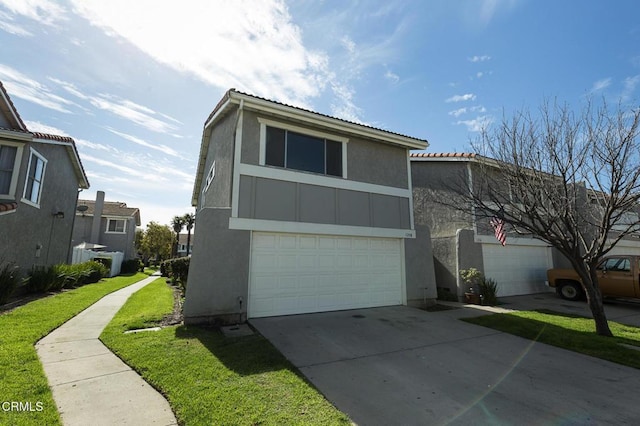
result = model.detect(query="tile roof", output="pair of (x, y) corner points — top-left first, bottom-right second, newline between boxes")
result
(0, 202), (18, 213)
(410, 152), (477, 158)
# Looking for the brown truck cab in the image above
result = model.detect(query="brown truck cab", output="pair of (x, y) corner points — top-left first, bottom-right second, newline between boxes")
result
(546, 255), (640, 301)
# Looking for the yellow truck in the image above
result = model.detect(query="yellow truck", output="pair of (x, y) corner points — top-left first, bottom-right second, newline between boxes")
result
(546, 255), (640, 301)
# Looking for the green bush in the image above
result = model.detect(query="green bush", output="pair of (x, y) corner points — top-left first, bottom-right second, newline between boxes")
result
(81, 261), (108, 284)
(50, 261), (109, 291)
(161, 257), (190, 292)
(26, 265), (57, 293)
(121, 259), (143, 274)
(93, 257), (112, 271)
(0, 262), (20, 305)
(479, 277), (499, 306)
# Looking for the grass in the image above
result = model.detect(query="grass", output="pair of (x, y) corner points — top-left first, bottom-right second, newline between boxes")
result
(0, 272), (152, 426)
(463, 309), (640, 369)
(101, 279), (351, 425)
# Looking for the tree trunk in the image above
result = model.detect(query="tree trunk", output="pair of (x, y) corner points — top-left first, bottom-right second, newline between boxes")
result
(577, 266), (613, 337)
(186, 230), (191, 256)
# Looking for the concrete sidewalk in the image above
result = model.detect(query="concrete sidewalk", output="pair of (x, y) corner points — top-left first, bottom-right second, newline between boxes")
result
(36, 274), (177, 426)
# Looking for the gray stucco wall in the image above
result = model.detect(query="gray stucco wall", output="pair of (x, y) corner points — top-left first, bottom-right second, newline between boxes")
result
(200, 107), (237, 209)
(239, 111), (410, 189)
(404, 224), (437, 306)
(71, 215), (137, 258)
(183, 207), (251, 324)
(456, 228), (484, 296)
(238, 176), (411, 229)
(411, 161), (473, 237)
(431, 236), (458, 295)
(0, 141), (80, 276)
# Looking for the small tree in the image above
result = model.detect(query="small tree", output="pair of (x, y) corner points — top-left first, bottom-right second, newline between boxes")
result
(183, 212), (195, 256)
(444, 99), (640, 337)
(140, 222), (173, 263)
(171, 215), (186, 258)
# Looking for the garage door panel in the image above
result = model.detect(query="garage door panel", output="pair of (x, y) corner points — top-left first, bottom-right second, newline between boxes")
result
(249, 232), (403, 318)
(482, 244), (552, 297)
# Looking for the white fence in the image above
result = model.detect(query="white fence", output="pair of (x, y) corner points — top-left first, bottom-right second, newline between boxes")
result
(71, 248), (123, 277)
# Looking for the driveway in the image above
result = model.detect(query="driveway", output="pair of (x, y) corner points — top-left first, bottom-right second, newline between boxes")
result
(251, 299), (640, 425)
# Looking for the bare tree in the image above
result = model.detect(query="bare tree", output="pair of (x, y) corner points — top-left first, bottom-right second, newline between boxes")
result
(446, 100), (640, 337)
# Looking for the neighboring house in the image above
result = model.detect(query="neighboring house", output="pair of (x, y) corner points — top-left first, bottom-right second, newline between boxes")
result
(0, 81), (89, 275)
(72, 191), (141, 260)
(177, 233), (194, 257)
(185, 89), (435, 324)
(411, 152), (579, 299)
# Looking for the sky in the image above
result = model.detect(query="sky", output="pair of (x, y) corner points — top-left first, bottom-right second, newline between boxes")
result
(1, 0), (639, 229)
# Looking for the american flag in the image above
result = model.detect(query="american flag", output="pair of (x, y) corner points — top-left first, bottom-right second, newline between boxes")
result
(490, 216), (506, 246)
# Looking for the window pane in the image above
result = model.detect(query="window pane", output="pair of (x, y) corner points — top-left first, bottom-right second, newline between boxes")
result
(287, 131), (324, 174)
(0, 146), (17, 194)
(265, 127), (285, 167)
(326, 140), (343, 177)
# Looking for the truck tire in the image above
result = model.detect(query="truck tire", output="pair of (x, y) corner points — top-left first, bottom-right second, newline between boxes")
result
(558, 281), (582, 301)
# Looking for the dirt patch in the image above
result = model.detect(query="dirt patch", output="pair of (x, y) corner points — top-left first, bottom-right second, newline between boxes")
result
(160, 283), (184, 326)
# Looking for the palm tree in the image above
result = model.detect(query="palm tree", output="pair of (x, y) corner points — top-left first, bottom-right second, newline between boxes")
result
(171, 215), (185, 258)
(183, 212), (195, 256)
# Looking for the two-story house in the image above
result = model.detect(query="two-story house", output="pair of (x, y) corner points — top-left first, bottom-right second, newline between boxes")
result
(185, 90), (435, 324)
(72, 191), (141, 260)
(411, 152), (575, 299)
(0, 81), (89, 276)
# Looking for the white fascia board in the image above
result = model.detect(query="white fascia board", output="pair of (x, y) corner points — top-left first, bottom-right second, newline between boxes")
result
(232, 92), (428, 150)
(0, 129), (31, 141)
(229, 217), (416, 239)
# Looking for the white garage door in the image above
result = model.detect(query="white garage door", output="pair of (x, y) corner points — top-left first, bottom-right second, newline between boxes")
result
(482, 244), (553, 297)
(249, 232), (404, 318)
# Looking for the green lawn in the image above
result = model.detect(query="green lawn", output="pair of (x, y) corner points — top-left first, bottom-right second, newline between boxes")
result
(463, 309), (640, 368)
(100, 279), (350, 425)
(0, 272), (152, 426)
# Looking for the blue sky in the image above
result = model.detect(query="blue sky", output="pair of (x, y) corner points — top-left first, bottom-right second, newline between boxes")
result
(1, 0), (639, 228)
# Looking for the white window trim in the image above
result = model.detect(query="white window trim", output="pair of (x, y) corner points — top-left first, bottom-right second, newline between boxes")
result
(257, 117), (348, 179)
(0, 141), (24, 200)
(105, 218), (127, 234)
(203, 160), (216, 193)
(21, 148), (47, 208)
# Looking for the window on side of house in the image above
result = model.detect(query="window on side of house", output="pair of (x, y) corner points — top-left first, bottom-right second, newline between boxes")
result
(22, 148), (47, 207)
(0, 144), (19, 196)
(265, 126), (343, 177)
(106, 218), (126, 233)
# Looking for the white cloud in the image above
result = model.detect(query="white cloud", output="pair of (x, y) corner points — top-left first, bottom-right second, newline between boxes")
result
(469, 55), (491, 62)
(622, 75), (640, 100)
(0, 0), (66, 26)
(0, 64), (76, 112)
(384, 70), (400, 84)
(88, 94), (180, 134)
(590, 78), (612, 93)
(69, 0), (330, 109)
(448, 107), (467, 117)
(0, 10), (32, 35)
(106, 128), (181, 158)
(446, 93), (476, 103)
(23, 120), (69, 135)
(456, 115), (493, 132)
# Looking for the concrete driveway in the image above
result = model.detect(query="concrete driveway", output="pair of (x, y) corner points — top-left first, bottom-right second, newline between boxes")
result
(251, 298), (640, 425)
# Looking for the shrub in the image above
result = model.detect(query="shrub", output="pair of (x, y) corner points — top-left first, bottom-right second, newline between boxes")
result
(0, 262), (20, 305)
(161, 257), (190, 292)
(93, 257), (112, 272)
(81, 261), (108, 284)
(121, 259), (143, 275)
(459, 268), (483, 293)
(479, 277), (499, 306)
(26, 265), (57, 293)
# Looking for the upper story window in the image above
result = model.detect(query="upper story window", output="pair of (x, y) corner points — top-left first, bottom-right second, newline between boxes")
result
(22, 148), (47, 207)
(260, 118), (347, 178)
(0, 143), (22, 199)
(106, 218), (126, 233)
